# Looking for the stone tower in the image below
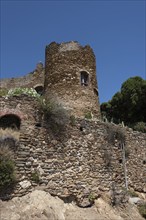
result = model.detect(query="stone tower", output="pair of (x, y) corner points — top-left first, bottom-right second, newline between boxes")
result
(44, 41), (100, 118)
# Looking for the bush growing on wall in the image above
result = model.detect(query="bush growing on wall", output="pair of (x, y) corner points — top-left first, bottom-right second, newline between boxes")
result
(0, 129), (18, 192)
(0, 147), (16, 190)
(0, 128), (20, 151)
(138, 203), (146, 219)
(38, 97), (69, 134)
(7, 88), (40, 98)
(70, 115), (76, 126)
(133, 122), (146, 133)
(31, 171), (40, 183)
(0, 89), (8, 97)
(0, 128), (20, 141)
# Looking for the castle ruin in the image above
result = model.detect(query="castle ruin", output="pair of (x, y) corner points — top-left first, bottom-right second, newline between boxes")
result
(0, 41), (145, 206)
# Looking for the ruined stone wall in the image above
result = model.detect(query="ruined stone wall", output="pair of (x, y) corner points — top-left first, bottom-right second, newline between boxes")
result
(0, 95), (40, 128)
(44, 41), (100, 118)
(0, 96), (145, 204)
(1, 41), (100, 118)
(0, 67), (44, 91)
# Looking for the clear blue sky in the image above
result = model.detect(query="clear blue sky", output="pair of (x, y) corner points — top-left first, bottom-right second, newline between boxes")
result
(0, 0), (145, 103)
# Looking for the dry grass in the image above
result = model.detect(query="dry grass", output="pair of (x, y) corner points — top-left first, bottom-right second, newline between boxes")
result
(0, 145), (14, 159)
(0, 128), (20, 152)
(0, 145), (16, 191)
(0, 128), (20, 141)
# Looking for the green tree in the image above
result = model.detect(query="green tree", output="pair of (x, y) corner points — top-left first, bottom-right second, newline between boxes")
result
(101, 76), (146, 130)
(120, 76), (146, 123)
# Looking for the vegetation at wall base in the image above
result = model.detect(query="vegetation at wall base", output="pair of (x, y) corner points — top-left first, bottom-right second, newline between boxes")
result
(0, 147), (16, 191)
(138, 203), (146, 219)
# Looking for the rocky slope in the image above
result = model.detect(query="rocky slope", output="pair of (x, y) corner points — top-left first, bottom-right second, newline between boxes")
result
(0, 190), (144, 220)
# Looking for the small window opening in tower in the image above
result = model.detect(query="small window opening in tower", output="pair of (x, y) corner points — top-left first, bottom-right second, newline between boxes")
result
(0, 114), (21, 130)
(94, 88), (99, 96)
(80, 71), (89, 86)
(34, 85), (44, 95)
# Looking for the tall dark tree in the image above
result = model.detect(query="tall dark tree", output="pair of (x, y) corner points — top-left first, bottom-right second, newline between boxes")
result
(120, 76), (146, 123)
(101, 76), (146, 128)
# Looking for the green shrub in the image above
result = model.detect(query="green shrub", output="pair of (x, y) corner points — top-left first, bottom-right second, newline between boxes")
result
(38, 97), (53, 113)
(31, 171), (40, 183)
(70, 115), (76, 126)
(133, 122), (146, 133)
(38, 97), (69, 135)
(106, 124), (126, 145)
(85, 112), (92, 119)
(0, 89), (8, 97)
(128, 190), (138, 197)
(88, 193), (96, 202)
(0, 148), (16, 190)
(138, 203), (146, 219)
(7, 88), (40, 98)
(125, 147), (130, 158)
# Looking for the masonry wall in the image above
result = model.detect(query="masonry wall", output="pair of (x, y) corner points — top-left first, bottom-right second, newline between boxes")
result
(0, 95), (145, 204)
(0, 66), (44, 91)
(45, 41), (100, 118)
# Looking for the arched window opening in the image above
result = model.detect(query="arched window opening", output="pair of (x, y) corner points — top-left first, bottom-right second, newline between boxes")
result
(34, 85), (44, 95)
(80, 71), (89, 86)
(0, 114), (21, 130)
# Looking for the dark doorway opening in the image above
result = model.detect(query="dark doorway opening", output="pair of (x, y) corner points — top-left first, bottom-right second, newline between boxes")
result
(0, 114), (21, 130)
(34, 85), (44, 95)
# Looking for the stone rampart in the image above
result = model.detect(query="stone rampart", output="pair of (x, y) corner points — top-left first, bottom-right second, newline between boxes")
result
(0, 95), (145, 205)
(0, 67), (44, 91)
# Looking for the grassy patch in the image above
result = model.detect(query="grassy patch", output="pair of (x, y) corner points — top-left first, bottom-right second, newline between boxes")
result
(85, 112), (92, 119)
(7, 88), (40, 98)
(133, 122), (146, 133)
(128, 190), (139, 197)
(0, 128), (20, 141)
(70, 115), (76, 126)
(138, 203), (146, 219)
(31, 171), (40, 183)
(38, 97), (69, 137)
(0, 89), (8, 97)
